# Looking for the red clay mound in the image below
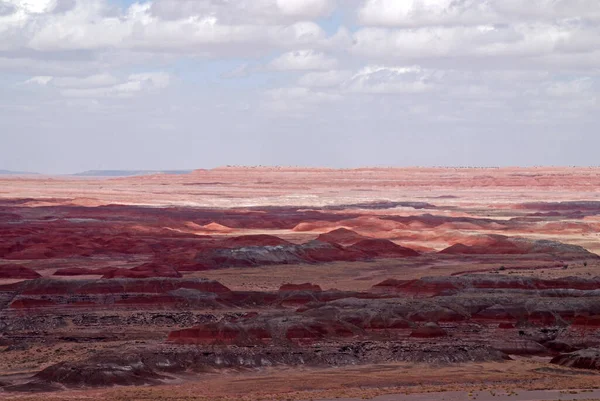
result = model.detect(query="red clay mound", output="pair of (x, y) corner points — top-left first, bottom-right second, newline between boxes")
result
(53, 267), (117, 276)
(440, 235), (598, 258)
(201, 222), (234, 233)
(0, 264), (41, 279)
(167, 323), (245, 345)
(317, 228), (367, 246)
(440, 242), (521, 255)
(220, 235), (291, 248)
(279, 283), (322, 292)
(348, 239), (420, 257)
(102, 264), (182, 279)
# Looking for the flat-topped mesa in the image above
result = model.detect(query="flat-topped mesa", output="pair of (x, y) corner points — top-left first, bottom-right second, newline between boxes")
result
(519, 201), (600, 212)
(1, 277), (231, 297)
(5, 278), (233, 310)
(440, 235), (598, 259)
(371, 275), (600, 296)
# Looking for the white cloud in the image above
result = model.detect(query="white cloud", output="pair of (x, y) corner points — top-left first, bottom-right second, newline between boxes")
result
(1, 0), (332, 58)
(358, 0), (600, 27)
(50, 73), (119, 88)
(2, 0), (600, 170)
(344, 65), (435, 94)
(358, 0), (491, 27)
(276, 0), (335, 18)
(351, 23), (600, 63)
(269, 49), (338, 71)
(24, 71), (171, 98)
(149, 0), (336, 23)
(263, 85), (341, 115)
(24, 75), (53, 85)
(546, 78), (594, 97)
(297, 70), (353, 87)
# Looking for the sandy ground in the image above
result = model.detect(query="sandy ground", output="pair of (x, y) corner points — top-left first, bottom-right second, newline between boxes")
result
(2, 359), (599, 401)
(309, 389), (600, 401)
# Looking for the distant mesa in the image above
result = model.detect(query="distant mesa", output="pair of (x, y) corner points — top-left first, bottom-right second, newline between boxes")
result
(72, 170), (193, 177)
(325, 201), (436, 210)
(0, 169), (38, 175)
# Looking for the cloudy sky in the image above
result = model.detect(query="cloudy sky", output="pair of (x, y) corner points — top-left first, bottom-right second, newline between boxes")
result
(1, 0), (599, 173)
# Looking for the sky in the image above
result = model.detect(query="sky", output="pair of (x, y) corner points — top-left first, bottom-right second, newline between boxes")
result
(0, 0), (599, 174)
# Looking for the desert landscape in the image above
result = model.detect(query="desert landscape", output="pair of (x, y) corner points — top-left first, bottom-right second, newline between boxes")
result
(0, 167), (600, 400)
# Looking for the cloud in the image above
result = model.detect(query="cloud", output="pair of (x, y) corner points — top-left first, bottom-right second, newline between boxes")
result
(269, 49), (338, 71)
(149, 0), (335, 22)
(350, 23), (600, 66)
(358, 0), (600, 27)
(297, 70), (353, 87)
(263, 86), (341, 115)
(545, 77), (595, 97)
(276, 0), (335, 19)
(24, 71), (171, 97)
(344, 65), (435, 94)
(24, 75), (53, 85)
(0, 0), (333, 61)
(2, 0), (600, 173)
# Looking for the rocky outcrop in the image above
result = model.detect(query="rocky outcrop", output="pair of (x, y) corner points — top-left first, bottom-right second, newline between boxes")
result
(551, 348), (600, 371)
(32, 359), (169, 388)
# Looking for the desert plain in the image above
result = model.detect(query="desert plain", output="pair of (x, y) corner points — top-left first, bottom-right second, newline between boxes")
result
(0, 167), (600, 400)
